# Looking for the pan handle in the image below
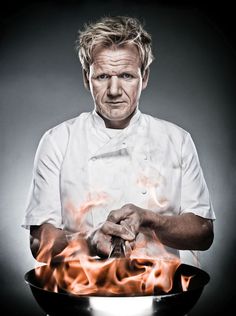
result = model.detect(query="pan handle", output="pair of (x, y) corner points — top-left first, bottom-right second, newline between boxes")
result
(109, 236), (126, 258)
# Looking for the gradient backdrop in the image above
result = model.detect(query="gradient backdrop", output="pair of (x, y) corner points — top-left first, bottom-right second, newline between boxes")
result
(0, 0), (235, 315)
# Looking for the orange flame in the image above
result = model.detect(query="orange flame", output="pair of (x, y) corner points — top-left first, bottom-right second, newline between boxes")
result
(35, 237), (192, 296)
(35, 190), (193, 296)
(65, 191), (110, 227)
(136, 174), (168, 209)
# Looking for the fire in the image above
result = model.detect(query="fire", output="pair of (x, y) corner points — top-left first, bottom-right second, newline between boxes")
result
(35, 189), (193, 297)
(65, 191), (110, 231)
(35, 237), (192, 297)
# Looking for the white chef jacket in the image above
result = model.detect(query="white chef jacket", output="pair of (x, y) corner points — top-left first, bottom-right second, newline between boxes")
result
(22, 109), (215, 266)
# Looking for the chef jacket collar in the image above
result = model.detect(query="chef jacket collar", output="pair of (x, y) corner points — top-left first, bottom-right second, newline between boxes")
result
(91, 108), (141, 132)
(89, 108), (142, 158)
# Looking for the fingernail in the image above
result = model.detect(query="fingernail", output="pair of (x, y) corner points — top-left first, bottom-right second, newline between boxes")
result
(122, 223), (135, 239)
(124, 230), (135, 240)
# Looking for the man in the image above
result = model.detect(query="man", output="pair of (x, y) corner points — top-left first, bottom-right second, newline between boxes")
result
(23, 16), (215, 265)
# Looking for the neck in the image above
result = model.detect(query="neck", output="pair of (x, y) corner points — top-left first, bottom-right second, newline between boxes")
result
(97, 111), (137, 129)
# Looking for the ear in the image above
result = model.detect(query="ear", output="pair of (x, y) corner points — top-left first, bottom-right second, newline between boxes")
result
(141, 67), (150, 90)
(82, 69), (90, 90)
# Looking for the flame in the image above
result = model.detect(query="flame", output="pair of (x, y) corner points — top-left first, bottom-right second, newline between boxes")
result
(65, 191), (110, 227)
(35, 237), (192, 297)
(136, 174), (168, 209)
(35, 191), (193, 297)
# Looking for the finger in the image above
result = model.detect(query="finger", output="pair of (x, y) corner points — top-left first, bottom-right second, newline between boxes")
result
(94, 233), (112, 257)
(107, 207), (133, 223)
(102, 221), (135, 241)
(96, 239), (111, 257)
(89, 230), (111, 257)
(120, 220), (136, 236)
(107, 209), (125, 223)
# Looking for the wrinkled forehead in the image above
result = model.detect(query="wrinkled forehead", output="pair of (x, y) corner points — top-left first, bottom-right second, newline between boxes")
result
(91, 43), (141, 69)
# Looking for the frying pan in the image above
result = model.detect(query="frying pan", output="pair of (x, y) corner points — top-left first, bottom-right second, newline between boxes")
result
(24, 261), (210, 316)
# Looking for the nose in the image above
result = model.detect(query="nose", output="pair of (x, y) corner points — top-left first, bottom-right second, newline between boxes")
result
(107, 76), (122, 97)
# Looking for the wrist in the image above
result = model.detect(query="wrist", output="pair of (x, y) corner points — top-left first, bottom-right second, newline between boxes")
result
(141, 209), (161, 230)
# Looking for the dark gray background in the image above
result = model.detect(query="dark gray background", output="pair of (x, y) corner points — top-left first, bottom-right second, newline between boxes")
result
(1, 0), (235, 315)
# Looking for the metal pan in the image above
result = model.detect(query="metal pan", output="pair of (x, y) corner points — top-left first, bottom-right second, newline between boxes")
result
(24, 262), (210, 316)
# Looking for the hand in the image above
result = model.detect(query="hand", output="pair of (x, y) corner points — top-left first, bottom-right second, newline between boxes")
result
(30, 224), (68, 263)
(107, 203), (145, 240)
(87, 217), (136, 258)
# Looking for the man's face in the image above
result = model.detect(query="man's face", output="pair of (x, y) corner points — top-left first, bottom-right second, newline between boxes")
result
(86, 44), (149, 128)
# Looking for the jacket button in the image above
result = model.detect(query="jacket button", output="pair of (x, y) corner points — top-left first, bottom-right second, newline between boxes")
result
(142, 189), (147, 195)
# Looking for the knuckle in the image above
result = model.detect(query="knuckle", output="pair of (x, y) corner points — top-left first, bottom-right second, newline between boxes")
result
(101, 222), (109, 234)
(107, 210), (116, 222)
(123, 203), (136, 214)
(123, 203), (133, 210)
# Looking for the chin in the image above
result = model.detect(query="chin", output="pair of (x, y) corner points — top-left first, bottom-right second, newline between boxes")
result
(108, 115), (130, 122)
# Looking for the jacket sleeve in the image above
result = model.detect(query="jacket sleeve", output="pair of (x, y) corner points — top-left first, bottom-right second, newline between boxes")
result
(22, 129), (65, 229)
(180, 133), (215, 220)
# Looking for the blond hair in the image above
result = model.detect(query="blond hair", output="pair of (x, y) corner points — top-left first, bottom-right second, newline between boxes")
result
(75, 16), (154, 74)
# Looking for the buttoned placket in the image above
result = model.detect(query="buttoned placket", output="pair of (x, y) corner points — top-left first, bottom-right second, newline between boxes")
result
(89, 109), (141, 159)
(87, 109), (152, 227)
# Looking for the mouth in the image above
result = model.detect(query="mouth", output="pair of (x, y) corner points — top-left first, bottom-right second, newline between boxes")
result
(106, 101), (125, 105)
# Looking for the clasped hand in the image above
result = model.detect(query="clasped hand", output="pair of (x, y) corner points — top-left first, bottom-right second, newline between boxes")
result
(88, 203), (145, 258)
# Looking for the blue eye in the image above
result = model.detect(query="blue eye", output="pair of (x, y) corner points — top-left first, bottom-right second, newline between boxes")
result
(121, 73), (133, 79)
(97, 74), (109, 80)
